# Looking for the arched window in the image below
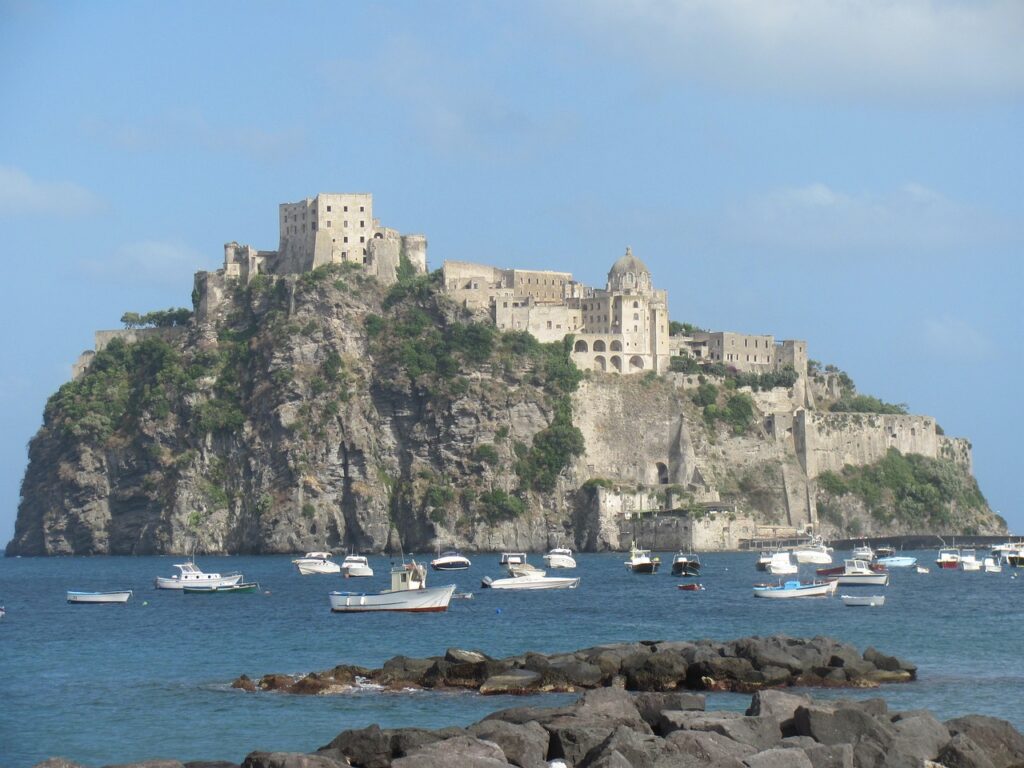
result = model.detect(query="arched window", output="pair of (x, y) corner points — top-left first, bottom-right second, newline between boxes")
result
(573, 339), (588, 353)
(633, 301), (639, 308)
(610, 355), (622, 372)
(610, 340), (622, 351)
(594, 355), (606, 372)
(655, 462), (669, 485)
(593, 340), (606, 352)
(629, 355), (645, 372)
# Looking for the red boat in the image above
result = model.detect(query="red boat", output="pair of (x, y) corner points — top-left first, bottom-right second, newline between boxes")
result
(677, 583), (704, 591)
(936, 548), (961, 569)
(816, 562), (886, 576)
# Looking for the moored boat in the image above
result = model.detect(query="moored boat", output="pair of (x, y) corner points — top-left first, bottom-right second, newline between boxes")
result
(292, 552), (341, 576)
(508, 562), (545, 578)
(625, 542), (660, 574)
(852, 543), (874, 560)
(543, 547), (577, 569)
(340, 555), (374, 578)
(430, 550), (472, 571)
(959, 549), (981, 572)
(670, 552), (701, 577)
(183, 582), (260, 594)
(498, 552), (527, 566)
(915, 565), (930, 574)
(936, 548), (961, 569)
(875, 556), (917, 568)
(755, 551), (773, 571)
(481, 573), (580, 590)
(816, 561), (886, 576)
(830, 559), (890, 586)
(766, 552), (798, 576)
(874, 546), (896, 558)
(677, 583), (704, 592)
(329, 561), (455, 613)
(752, 580), (837, 599)
(154, 562), (244, 590)
(792, 536), (833, 565)
(67, 590), (133, 604)
(983, 557), (1003, 573)
(841, 594), (885, 607)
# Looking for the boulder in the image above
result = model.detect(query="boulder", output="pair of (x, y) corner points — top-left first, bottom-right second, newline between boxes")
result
(467, 720), (548, 768)
(32, 761), (87, 768)
(743, 747), (814, 767)
(936, 734), (998, 768)
(319, 723), (392, 767)
(479, 669), (543, 695)
(658, 711), (780, 751)
(578, 724), (680, 768)
(547, 724), (619, 766)
(483, 703), (575, 727)
(102, 762), (187, 768)
(184, 763), (238, 768)
(945, 715), (1024, 768)
(802, 743), (854, 768)
(862, 647), (916, 678)
(397, 735), (506, 765)
(633, 691), (705, 730)
(445, 648), (491, 664)
(241, 754), (347, 768)
(746, 690), (812, 732)
(545, 658), (605, 689)
(888, 713), (950, 763)
(621, 650), (689, 691)
(664, 729), (757, 765)
(573, 688), (650, 731)
(793, 704), (895, 749)
(231, 675), (257, 692)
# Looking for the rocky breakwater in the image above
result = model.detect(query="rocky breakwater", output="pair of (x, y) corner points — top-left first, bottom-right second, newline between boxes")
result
(34, 687), (1024, 767)
(231, 635), (917, 697)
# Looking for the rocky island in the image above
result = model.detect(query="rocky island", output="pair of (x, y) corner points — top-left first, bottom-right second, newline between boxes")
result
(8, 192), (1002, 556)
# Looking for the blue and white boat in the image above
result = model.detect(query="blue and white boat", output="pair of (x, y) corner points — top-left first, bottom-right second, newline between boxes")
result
(752, 579), (837, 599)
(875, 556), (917, 568)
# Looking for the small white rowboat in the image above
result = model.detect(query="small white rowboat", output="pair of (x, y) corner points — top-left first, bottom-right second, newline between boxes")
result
(841, 594), (885, 607)
(67, 590), (133, 604)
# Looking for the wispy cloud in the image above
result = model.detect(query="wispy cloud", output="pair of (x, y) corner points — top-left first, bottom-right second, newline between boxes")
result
(723, 182), (1020, 253)
(82, 109), (305, 158)
(557, 0), (1024, 102)
(0, 166), (103, 216)
(78, 240), (206, 288)
(921, 316), (996, 361)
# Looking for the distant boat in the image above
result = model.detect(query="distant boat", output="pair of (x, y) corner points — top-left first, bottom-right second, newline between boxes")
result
(817, 561), (886, 576)
(677, 583), (704, 592)
(498, 552), (527, 566)
(915, 565), (930, 574)
(752, 580), (837, 599)
(983, 557), (1003, 573)
(671, 552), (701, 577)
(935, 548), (961, 570)
(766, 552), (798, 576)
(431, 550), (472, 571)
(340, 555), (373, 578)
(875, 556), (917, 568)
(481, 573), (580, 590)
(625, 541), (660, 574)
(183, 582), (260, 594)
(852, 542), (874, 560)
(841, 594), (885, 607)
(959, 549), (981, 572)
(543, 547), (577, 569)
(792, 536), (833, 565)
(507, 562), (545, 578)
(67, 590), (132, 604)
(755, 552), (773, 571)
(154, 562), (244, 590)
(831, 559), (890, 587)
(292, 552), (341, 576)
(874, 546), (896, 558)
(329, 561), (455, 613)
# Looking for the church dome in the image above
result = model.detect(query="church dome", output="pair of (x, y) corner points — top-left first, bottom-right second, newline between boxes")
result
(607, 247), (651, 292)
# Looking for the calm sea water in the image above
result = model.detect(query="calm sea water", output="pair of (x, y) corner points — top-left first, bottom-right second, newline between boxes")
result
(1, 550), (1022, 767)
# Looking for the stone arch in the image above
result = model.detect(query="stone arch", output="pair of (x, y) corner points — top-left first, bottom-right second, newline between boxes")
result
(610, 339), (622, 352)
(610, 355), (622, 372)
(593, 340), (607, 352)
(373, 232), (384, 239)
(594, 355), (607, 372)
(574, 339), (589, 353)
(655, 462), (669, 485)
(629, 355), (645, 371)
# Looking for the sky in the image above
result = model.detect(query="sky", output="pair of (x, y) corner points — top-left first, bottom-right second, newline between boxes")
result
(0, 0), (1021, 543)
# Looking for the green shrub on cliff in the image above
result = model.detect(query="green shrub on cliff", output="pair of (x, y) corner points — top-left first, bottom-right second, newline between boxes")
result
(830, 394), (908, 415)
(817, 448), (987, 528)
(514, 397), (585, 492)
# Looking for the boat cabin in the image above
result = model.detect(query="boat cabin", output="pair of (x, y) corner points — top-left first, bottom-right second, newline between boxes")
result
(390, 562), (426, 592)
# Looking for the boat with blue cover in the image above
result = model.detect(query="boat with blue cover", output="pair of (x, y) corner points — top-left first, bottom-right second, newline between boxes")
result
(752, 579), (837, 599)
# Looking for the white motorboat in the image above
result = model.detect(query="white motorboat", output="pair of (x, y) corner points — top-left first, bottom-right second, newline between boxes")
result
(67, 590), (132, 604)
(851, 543), (874, 560)
(329, 561), (454, 612)
(876, 556), (917, 568)
(752, 580), (837, 599)
(431, 550), (472, 571)
(508, 562), (545, 578)
(481, 573), (580, 590)
(671, 552), (701, 577)
(154, 562), (244, 590)
(983, 557), (1003, 573)
(625, 541), (660, 574)
(915, 565), (930, 574)
(936, 548), (961, 570)
(340, 555), (374, 578)
(841, 594), (885, 607)
(755, 552), (773, 571)
(499, 552), (527, 566)
(792, 536), (833, 565)
(991, 541), (1024, 566)
(292, 551), (341, 575)
(766, 552), (798, 576)
(959, 549), (981, 572)
(543, 547), (577, 569)
(831, 559), (890, 586)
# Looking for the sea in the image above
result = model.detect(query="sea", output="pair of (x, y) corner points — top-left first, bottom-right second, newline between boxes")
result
(1, 550), (1022, 767)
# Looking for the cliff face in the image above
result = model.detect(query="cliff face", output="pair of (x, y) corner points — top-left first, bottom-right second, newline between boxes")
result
(7, 266), (1002, 555)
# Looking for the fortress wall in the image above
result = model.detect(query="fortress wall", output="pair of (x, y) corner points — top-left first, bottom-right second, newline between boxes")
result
(938, 436), (973, 473)
(797, 411), (940, 478)
(94, 326), (187, 352)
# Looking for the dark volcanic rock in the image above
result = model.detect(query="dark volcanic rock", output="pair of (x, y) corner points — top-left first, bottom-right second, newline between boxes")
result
(946, 714), (1024, 768)
(241, 754), (347, 768)
(467, 720), (548, 768)
(938, 733), (999, 768)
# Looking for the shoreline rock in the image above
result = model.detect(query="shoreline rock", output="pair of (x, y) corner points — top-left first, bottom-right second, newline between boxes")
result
(232, 635), (917, 697)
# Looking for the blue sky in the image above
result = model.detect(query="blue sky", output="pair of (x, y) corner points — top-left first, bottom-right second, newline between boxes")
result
(1, 0), (1021, 542)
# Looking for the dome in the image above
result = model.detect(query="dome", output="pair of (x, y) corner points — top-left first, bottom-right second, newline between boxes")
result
(607, 247), (651, 292)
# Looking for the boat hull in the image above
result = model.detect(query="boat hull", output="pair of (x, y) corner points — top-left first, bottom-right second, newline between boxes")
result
(875, 556), (917, 568)
(329, 584), (455, 612)
(793, 550), (833, 565)
(753, 581), (836, 599)
(671, 563), (701, 577)
(833, 573), (890, 586)
(431, 558), (471, 571)
(295, 561), (341, 575)
(183, 582), (259, 594)
(154, 573), (243, 590)
(481, 575), (580, 590)
(341, 566), (374, 578)
(936, 561), (959, 569)
(543, 555), (577, 569)
(628, 563), (660, 574)
(67, 590), (132, 604)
